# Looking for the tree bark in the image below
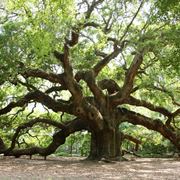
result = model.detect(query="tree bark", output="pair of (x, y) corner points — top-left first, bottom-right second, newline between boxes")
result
(88, 125), (123, 160)
(0, 137), (6, 153)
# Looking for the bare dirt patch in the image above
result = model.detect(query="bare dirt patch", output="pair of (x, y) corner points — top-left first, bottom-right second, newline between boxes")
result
(0, 156), (179, 180)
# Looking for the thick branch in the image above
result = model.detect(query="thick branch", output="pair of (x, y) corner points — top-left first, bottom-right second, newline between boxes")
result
(7, 118), (65, 152)
(45, 86), (67, 94)
(126, 96), (172, 117)
(121, 50), (144, 97)
(54, 42), (83, 103)
(93, 47), (123, 76)
(23, 69), (65, 86)
(0, 95), (30, 116)
(98, 79), (121, 94)
(172, 108), (180, 117)
(111, 51), (145, 106)
(75, 70), (105, 104)
(5, 118), (87, 157)
(118, 108), (180, 150)
(67, 30), (80, 47)
(0, 90), (72, 116)
(122, 133), (141, 151)
(83, 22), (100, 28)
(122, 133), (141, 145)
(74, 71), (105, 131)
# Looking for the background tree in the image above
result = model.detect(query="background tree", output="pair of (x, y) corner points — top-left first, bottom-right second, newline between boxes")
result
(0, 0), (179, 160)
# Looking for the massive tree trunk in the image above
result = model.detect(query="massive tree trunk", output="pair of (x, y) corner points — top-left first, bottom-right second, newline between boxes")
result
(87, 109), (125, 161)
(89, 128), (122, 160)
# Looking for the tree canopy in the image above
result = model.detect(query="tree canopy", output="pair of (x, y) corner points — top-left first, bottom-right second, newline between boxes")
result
(0, 0), (179, 160)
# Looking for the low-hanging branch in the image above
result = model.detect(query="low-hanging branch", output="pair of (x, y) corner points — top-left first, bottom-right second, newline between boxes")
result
(98, 79), (177, 118)
(4, 118), (87, 157)
(5, 130), (66, 157)
(0, 90), (73, 116)
(121, 132), (141, 152)
(118, 108), (180, 150)
(7, 118), (66, 152)
(122, 133), (141, 146)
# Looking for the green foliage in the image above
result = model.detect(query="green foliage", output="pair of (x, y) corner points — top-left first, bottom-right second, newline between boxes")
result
(0, 0), (76, 80)
(56, 131), (91, 157)
(155, 0), (180, 21)
(120, 122), (177, 157)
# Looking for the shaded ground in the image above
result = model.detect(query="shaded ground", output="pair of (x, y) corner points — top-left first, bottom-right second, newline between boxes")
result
(0, 156), (179, 180)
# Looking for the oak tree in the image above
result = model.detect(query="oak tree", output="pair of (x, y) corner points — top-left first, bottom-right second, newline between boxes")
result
(0, 0), (179, 160)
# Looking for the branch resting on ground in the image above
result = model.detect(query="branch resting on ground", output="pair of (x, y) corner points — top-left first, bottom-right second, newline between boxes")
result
(3, 118), (87, 157)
